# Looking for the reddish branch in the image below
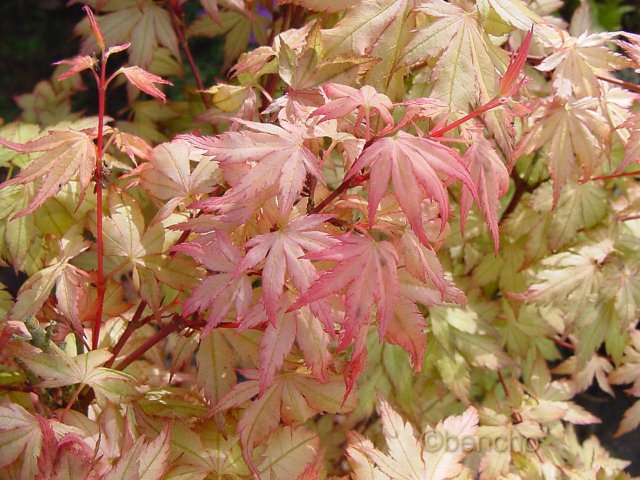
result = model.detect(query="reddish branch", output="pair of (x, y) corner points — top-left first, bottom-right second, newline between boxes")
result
(592, 169), (640, 181)
(104, 301), (148, 368)
(115, 318), (181, 371)
(92, 50), (108, 351)
(499, 170), (533, 224)
(311, 173), (370, 214)
(596, 75), (640, 94)
(168, 1), (211, 108)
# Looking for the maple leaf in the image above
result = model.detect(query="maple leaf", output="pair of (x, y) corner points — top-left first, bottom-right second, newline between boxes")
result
(138, 140), (218, 222)
(497, 26), (533, 98)
(174, 233), (252, 335)
(613, 113), (640, 174)
(384, 298), (428, 370)
(359, 0), (413, 97)
(518, 240), (612, 304)
(459, 134), (510, 254)
(118, 66), (173, 103)
(401, 0), (534, 155)
(200, 0), (222, 24)
(212, 370), (356, 477)
(553, 355), (613, 395)
(42, 433), (96, 480)
(53, 55), (97, 81)
(344, 131), (477, 245)
(238, 294), (333, 391)
(102, 192), (199, 310)
(615, 32), (640, 73)
(83, 4), (106, 51)
(184, 120), (324, 215)
(402, 0), (500, 111)
(112, 129), (153, 163)
(477, 0), (542, 31)
(7, 228), (90, 321)
(616, 400), (640, 438)
(275, 24), (378, 91)
(398, 230), (447, 295)
(311, 84), (394, 137)
(21, 344), (137, 404)
(0, 404), (45, 480)
(346, 395), (479, 480)
(236, 214), (337, 325)
(0, 130), (96, 218)
(0, 184), (38, 272)
(289, 234), (400, 351)
(609, 331), (640, 436)
(318, 0), (408, 60)
(537, 31), (631, 98)
(105, 425), (171, 480)
(514, 97), (610, 206)
(256, 426), (321, 479)
(528, 181), (608, 252)
(77, 0), (179, 69)
(610, 331), (640, 392)
(231, 46), (276, 77)
(195, 329), (240, 404)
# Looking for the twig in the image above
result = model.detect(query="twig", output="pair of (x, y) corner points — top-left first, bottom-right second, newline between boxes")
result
(168, 2), (211, 108)
(552, 337), (575, 350)
(61, 384), (83, 421)
(596, 75), (640, 93)
(306, 175), (317, 213)
(114, 319), (181, 371)
(429, 100), (500, 138)
(499, 170), (531, 224)
(92, 48), (108, 350)
(592, 169), (640, 181)
(310, 173), (370, 214)
(497, 371), (510, 399)
(104, 301), (147, 368)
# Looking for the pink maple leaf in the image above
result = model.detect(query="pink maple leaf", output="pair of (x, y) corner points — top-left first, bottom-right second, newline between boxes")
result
(311, 84), (395, 138)
(345, 131), (478, 246)
(183, 120), (325, 215)
(459, 134), (510, 254)
(288, 234), (400, 355)
(118, 66), (173, 103)
(173, 233), (252, 335)
(236, 214), (338, 328)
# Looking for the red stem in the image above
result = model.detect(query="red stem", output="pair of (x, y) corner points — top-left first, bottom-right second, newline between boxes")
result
(92, 51), (108, 350)
(429, 99), (498, 138)
(592, 169), (640, 181)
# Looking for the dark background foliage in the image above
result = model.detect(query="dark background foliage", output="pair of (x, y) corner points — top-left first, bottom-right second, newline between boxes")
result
(0, 0), (639, 473)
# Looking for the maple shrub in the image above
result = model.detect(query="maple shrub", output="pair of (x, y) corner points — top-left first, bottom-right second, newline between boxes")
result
(1, 0), (640, 478)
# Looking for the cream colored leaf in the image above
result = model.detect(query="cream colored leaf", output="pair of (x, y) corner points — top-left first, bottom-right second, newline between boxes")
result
(257, 426), (320, 478)
(515, 98), (609, 205)
(320, 0), (406, 59)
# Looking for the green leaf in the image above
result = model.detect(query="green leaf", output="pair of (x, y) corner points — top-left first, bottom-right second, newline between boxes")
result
(196, 331), (237, 405)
